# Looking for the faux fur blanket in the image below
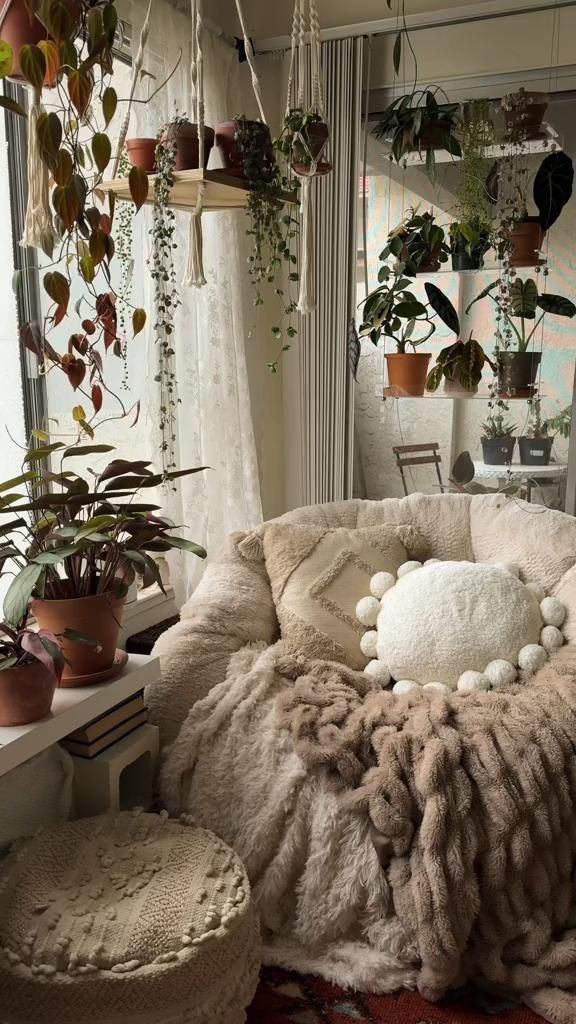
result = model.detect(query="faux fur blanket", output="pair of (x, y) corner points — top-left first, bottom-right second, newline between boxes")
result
(159, 642), (576, 1023)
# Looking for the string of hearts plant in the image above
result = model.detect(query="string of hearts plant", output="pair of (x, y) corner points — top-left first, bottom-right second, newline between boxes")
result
(0, 0), (148, 441)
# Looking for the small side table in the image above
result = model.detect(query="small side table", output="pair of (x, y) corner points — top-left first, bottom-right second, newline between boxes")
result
(473, 461), (568, 503)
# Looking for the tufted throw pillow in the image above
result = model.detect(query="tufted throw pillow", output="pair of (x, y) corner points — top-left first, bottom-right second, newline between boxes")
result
(260, 523), (421, 669)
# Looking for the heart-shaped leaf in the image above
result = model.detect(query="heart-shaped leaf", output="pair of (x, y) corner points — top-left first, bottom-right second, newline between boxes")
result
(72, 404), (86, 422)
(38, 39), (60, 86)
(69, 333), (88, 355)
(91, 132), (111, 173)
(53, 183), (80, 230)
(43, 271), (70, 312)
(510, 278), (538, 319)
(534, 152), (574, 231)
(89, 228), (106, 264)
(128, 165), (149, 211)
(91, 383), (103, 413)
(68, 68), (92, 116)
(59, 38), (78, 70)
(0, 40), (13, 79)
(82, 319), (96, 335)
(65, 357), (86, 391)
(53, 147), (73, 185)
(20, 44), (46, 90)
(102, 86), (117, 127)
(36, 111), (62, 169)
(132, 308), (146, 336)
(80, 255), (95, 283)
(87, 7), (104, 50)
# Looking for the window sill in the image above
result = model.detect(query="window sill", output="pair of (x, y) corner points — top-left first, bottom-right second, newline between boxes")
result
(120, 585), (177, 644)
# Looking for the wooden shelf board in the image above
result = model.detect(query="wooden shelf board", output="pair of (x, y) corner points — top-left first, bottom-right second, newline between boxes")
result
(103, 168), (298, 212)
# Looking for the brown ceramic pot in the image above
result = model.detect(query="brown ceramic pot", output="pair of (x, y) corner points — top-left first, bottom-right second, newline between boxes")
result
(385, 352), (431, 397)
(509, 218), (545, 268)
(0, 659), (55, 726)
(126, 137), (157, 174)
(160, 121), (215, 171)
(31, 588), (126, 685)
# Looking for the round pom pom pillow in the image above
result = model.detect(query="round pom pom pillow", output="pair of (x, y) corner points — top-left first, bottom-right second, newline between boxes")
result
(356, 559), (567, 695)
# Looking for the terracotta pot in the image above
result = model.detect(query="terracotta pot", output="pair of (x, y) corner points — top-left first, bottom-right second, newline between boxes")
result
(481, 436), (516, 466)
(504, 92), (548, 139)
(0, 0), (79, 82)
(126, 137), (157, 174)
(160, 121), (215, 172)
(0, 659), (55, 726)
(497, 351), (541, 396)
(509, 218), (545, 268)
(518, 435), (553, 466)
(215, 119), (276, 179)
(31, 587), (126, 685)
(385, 352), (431, 396)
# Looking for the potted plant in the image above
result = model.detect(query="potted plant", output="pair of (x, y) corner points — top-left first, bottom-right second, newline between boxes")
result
(466, 276), (576, 394)
(274, 107), (331, 177)
(450, 100), (495, 270)
(0, 616), (66, 725)
(504, 151), (574, 267)
(234, 117), (299, 361)
(159, 118), (214, 172)
(382, 209), (450, 276)
(0, 0), (80, 82)
(450, 219), (492, 271)
(481, 410), (517, 465)
(215, 118), (275, 179)
(518, 397), (553, 466)
(0, 443), (206, 685)
(426, 334), (495, 395)
(373, 89), (461, 180)
(358, 265), (438, 395)
(501, 88), (549, 142)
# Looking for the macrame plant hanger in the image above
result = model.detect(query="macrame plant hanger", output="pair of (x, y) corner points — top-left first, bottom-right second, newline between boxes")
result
(21, 91), (55, 252)
(285, 0), (330, 314)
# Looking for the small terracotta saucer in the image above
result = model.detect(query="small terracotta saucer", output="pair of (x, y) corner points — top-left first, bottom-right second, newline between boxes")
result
(58, 649), (129, 688)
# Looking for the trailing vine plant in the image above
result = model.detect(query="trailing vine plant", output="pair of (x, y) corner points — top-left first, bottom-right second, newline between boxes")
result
(234, 117), (299, 373)
(149, 114), (184, 475)
(116, 151), (134, 392)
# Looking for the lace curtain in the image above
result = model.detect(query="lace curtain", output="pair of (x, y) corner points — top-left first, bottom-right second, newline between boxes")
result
(125, 0), (263, 605)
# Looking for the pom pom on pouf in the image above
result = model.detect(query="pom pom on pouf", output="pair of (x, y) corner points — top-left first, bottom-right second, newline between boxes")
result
(364, 660), (391, 687)
(397, 561), (422, 579)
(360, 630), (378, 658)
(356, 596), (380, 627)
(518, 644), (548, 674)
(540, 597), (566, 628)
(392, 679), (419, 694)
(493, 561), (521, 578)
(423, 682), (451, 694)
(370, 571), (395, 600)
(458, 671), (490, 692)
(540, 625), (564, 653)
(484, 659), (517, 688)
(526, 581), (545, 603)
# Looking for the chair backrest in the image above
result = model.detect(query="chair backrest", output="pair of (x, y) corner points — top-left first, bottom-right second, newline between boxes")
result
(393, 443), (445, 496)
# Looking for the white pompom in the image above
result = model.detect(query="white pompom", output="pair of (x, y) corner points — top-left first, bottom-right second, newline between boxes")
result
(540, 625), (564, 653)
(423, 682), (451, 694)
(360, 630), (378, 658)
(370, 571), (395, 599)
(392, 679), (420, 695)
(364, 660), (391, 687)
(457, 671), (491, 692)
(540, 597), (566, 628)
(526, 581), (545, 603)
(397, 560), (423, 579)
(493, 561), (520, 578)
(356, 596), (380, 627)
(424, 558), (441, 566)
(484, 659), (517, 688)
(517, 643), (548, 674)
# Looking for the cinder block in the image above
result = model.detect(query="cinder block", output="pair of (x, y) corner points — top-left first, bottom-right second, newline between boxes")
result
(71, 724), (159, 817)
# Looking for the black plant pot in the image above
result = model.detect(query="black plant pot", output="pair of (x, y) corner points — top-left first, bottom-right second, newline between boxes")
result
(481, 436), (516, 466)
(451, 236), (487, 271)
(518, 436), (553, 466)
(497, 351), (542, 397)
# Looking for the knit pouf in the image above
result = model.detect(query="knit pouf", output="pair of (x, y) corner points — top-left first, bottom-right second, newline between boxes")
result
(0, 811), (261, 1024)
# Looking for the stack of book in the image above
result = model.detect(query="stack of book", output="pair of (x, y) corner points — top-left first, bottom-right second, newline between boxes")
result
(61, 692), (147, 759)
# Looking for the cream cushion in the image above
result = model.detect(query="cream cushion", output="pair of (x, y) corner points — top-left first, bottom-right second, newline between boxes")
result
(258, 523), (420, 669)
(0, 811), (260, 1024)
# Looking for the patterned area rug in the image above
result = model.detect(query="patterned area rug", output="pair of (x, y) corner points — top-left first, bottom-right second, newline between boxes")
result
(246, 968), (544, 1023)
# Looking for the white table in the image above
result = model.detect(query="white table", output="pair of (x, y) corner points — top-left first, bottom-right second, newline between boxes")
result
(0, 654), (159, 778)
(473, 461), (568, 503)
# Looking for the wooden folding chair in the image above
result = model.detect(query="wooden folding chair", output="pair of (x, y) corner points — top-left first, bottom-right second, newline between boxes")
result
(393, 443), (445, 496)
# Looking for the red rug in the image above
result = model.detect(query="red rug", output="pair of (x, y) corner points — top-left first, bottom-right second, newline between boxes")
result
(246, 967), (544, 1023)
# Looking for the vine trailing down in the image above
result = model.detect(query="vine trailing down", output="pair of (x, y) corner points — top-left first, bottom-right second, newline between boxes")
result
(0, 0), (148, 443)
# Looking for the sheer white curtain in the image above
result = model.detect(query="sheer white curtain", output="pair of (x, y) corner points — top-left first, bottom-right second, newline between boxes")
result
(127, 1), (263, 605)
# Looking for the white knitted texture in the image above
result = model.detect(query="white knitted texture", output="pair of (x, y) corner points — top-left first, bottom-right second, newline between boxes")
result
(0, 812), (261, 1024)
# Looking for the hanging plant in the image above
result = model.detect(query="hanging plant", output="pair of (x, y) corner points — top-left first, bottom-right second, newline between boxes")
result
(234, 116), (299, 372)
(450, 99), (495, 270)
(275, 107), (332, 177)
(149, 114), (184, 474)
(116, 151), (134, 391)
(0, 0), (148, 440)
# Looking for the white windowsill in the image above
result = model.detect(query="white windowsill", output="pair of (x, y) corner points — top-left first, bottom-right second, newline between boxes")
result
(120, 584), (178, 644)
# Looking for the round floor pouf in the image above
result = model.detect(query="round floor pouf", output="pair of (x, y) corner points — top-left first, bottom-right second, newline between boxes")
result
(0, 811), (261, 1024)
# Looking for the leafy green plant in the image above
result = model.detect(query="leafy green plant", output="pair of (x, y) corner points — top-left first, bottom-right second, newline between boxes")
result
(0, 442), (206, 627)
(358, 265), (435, 353)
(544, 405), (571, 440)
(0, 614), (68, 677)
(481, 411), (516, 439)
(466, 276), (576, 352)
(426, 334), (495, 392)
(1, 0), (149, 436)
(235, 117), (299, 370)
(524, 396), (548, 439)
(373, 90), (461, 180)
(381, 209), (450, 276)
(274, 107), (328, 170)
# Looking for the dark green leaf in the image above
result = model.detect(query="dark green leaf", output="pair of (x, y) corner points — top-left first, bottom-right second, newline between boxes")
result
(62, 444), (115, 459)
(395, 300), (427, 318)
(393, 32), (402, 75)
(510, 278), (538, 319)
(61, 627), (101, 647)
(465, 279), (500, 315)
(165, 535), (207, 558)
(537, 294), (576, 318)
(0, 94), (26, 117)
(425, 363), (444, 392)
(3, 563), (45, 626)
(24, 442), (66, 464)
(33, 543), (83, 565)
(425, 282), (460, 335)
(533, 151), (573, 231)
(20, 44), (46, 90)
(129, 166), (149, 211)
(102, 86), (117, 127)
(68, 68), (92, 116)
(91, 132), (111, 173)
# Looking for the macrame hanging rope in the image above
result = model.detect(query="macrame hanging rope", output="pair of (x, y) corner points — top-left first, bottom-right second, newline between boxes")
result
(112, 0), (153, 179)
(185, 0), (207, 287)
(233, 0), (267, 123)
(20, 87), (55, 252)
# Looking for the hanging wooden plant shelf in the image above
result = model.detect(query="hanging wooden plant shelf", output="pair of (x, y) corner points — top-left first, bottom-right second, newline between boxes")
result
(103, 169), (298, 213)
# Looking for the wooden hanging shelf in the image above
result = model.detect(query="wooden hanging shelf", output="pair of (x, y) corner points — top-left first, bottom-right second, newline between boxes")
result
(103, 168), (298, 213)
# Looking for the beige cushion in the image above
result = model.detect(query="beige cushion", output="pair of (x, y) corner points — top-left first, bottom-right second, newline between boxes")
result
(261, 523), (418, 669)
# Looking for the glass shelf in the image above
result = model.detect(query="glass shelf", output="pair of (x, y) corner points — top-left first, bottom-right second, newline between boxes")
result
(381, 388), (546, 401)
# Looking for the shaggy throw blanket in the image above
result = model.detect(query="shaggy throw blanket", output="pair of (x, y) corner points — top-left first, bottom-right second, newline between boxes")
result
(159, 642), (576, 1024)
